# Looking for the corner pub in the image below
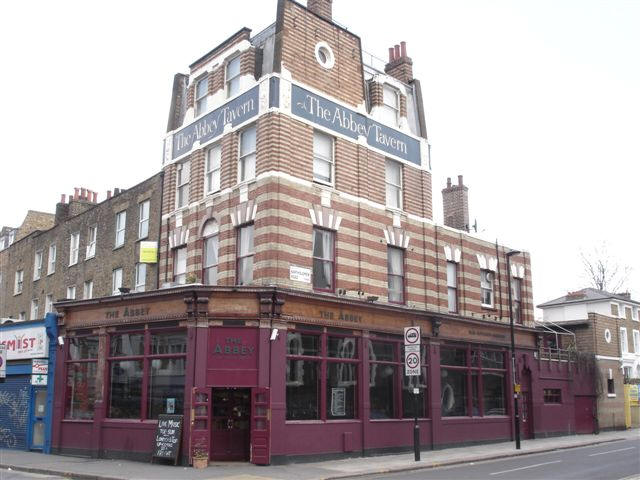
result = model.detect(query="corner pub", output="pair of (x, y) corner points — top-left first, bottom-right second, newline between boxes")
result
(49, 0), (594, 466)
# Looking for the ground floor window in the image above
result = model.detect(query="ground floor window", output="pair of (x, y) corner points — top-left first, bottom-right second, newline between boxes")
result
(543, 388), (561, 404)
(65, 336), (99, 419)
(108, 328), (186, 419)
(440, 345), (507, 417)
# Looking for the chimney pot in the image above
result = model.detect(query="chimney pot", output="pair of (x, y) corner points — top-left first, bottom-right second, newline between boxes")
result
(74, 187), (79, 200)
(447, 177), (452, 188)
(394, 44), (400, 60)
(81, 188), (86, 199)
(389, 47), (395, 62)
(93, 192), (98, 203)
(61, 194), (66, 203)
(458, 175), (463, 186)
(400, 41), (407, 58)
(107, 190), (112, 199)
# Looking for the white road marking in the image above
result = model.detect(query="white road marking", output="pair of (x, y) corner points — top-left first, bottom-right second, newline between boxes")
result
(490, 460), (562, 475)
(588, 447), (636, 457)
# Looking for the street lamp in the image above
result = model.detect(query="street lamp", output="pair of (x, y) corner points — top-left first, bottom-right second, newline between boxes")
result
(506, 249), (521, 450)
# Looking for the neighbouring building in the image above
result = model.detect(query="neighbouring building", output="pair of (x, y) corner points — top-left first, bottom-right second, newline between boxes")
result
(49, 0), (594, 466)
(538, 288), (640, 430)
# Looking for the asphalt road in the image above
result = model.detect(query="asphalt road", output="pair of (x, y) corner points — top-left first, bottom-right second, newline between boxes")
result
(354, 438), (640, 480)
(0, 470), (67, 480)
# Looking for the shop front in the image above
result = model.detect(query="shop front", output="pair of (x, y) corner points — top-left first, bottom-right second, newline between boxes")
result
(0, 314), (58, 452)
(51, 286), (587, 465)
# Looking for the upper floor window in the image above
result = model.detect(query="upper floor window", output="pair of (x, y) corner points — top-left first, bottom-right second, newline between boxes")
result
(138, 200), (150, 239)
(480, 270), (494, 307)
(382, 85), (399, 125)
(236, 223), (254, 285)
(202, 220), (219, 286)
(48, 244), (56, 274)
(611, 303), (619, 317)
(84, 280), (94, 299)
(86, 225), (97, 258)
(205, 145), (221, 194)
(624, 306), (632, 321)
(45, 294), (54, 314)
(18, 312), (26, 321)
(238, 126), (256, 182)
(30, 299), (39, 320)
(620, 327), (628, 354)
(226, 55), (241, 98)
(69, 232), (80, 265)
(135, 263), (147, 292)
(112, 268), (123, 295)
(312, 228), (334, 291)
(176, 161), (191, 208)
(633, 330), (640, 354)
(173, 247), (187, 285)
(447, 262), (457, 313)
(67, 285), (76, 300)
(313, 131), (334, 185)
(387, 247), (404, 304)
(33, 250), (43, 280)
(385, 160), (402, 209)
(511, 278), (522, 324)
(115, 211), (126, 248)
(195, 76), (208, 116)
(14, 270), (23, 295)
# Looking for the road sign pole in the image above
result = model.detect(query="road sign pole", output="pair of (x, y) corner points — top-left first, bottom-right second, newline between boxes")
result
(413, 378), (420, 461)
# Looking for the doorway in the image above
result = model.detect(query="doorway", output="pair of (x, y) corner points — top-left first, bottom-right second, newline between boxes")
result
(29, 387), (47, 450)
(211, 388), (250, 461)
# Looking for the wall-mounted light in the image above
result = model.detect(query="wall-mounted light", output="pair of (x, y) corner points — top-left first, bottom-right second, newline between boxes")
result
(57, 336), (65, 346)
(270, 328), (279, 341)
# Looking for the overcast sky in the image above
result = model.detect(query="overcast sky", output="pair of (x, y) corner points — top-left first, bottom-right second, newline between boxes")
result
(1, 0), (638, 312)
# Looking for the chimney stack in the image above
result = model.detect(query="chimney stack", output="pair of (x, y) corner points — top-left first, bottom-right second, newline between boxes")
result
(442, 175), (470, 232)
(307, 0), (333, 22)
(107, 190), (112, 199)
(385, 41), (413, 84)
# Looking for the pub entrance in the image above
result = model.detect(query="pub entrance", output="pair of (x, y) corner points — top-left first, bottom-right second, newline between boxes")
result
(211, 388), (251, 461)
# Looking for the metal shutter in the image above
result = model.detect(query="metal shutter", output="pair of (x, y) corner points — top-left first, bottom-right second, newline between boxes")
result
(0, 375), (30, 449)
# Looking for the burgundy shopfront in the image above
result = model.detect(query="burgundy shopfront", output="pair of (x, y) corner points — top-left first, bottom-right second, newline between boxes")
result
(50, 287), (595, 466)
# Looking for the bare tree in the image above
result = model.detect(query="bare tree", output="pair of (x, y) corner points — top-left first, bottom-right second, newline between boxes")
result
(580, 243), (631, 293)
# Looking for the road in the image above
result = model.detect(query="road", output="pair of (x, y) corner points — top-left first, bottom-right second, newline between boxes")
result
(0, 470), (67, 480)
(351, 438), (640, 480)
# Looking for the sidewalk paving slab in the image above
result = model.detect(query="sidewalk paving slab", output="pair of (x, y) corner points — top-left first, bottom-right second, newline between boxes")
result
(1, 429), (638, 480)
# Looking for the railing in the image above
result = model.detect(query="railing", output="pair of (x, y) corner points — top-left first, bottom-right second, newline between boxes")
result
(538, 347), (576, 362)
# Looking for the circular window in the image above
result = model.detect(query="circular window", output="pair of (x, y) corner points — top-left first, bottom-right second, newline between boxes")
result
(604, 329), (612, 343)
(315, 42), (335, 70)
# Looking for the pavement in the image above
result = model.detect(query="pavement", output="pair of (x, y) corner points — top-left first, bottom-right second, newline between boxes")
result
(1, 429), (639, 480)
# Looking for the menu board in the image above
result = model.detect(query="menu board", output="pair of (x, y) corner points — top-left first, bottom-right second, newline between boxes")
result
(152, 414), (183, 465)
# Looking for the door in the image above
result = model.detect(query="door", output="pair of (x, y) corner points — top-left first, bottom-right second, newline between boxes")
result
(575, 396), (595, 434)
(520, 389), (533, 439)
(250, 387), (270, 465)
(29, 388), (47, 450)
(211, 388), (250, 461)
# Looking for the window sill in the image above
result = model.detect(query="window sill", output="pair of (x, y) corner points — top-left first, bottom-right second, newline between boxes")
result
(313, 179), (335, 189)
(69, 262), (78, 268)
(85, 255), (95, 261)
(607, 394), (616, 398)
(385, 205), (404, 214)
(136, 236), (149, 243)
(235, 178), (256, 188)
(113, 245), (125, 252)
(481, 305), (497, 311)
(47, 272), (55, 276)
(14, 292), (22, 296)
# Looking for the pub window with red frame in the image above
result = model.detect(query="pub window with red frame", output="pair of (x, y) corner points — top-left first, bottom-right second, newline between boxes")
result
(285, 328), (359, 420)
(312, 228), (335, 292)
(65, 335), (99, 419)
(387, 246), (405, 304)
(107, 327), (186, 419)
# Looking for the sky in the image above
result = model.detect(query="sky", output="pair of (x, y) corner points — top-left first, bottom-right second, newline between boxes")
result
(1, 0), (638, 314)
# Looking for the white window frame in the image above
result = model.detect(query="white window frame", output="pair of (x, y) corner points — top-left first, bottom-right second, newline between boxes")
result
(195, 75), (208, 116)
(33, 250), (43, 280)
(313, 130), (334, 185)
(176, 161), (191, 208)
(238, 125), (257, 183)
(633, 330), (640, 354)
(480, 270), (494, 307)
(67, 285), (76, 300)
(138, 200), (150, 239)
(15, 270), (24, 295)
(236, 223), (255, 286)
(112, 268), (123, 295)
(624, 305), (632, 321)
(447, 261), (457, 313)
(205, 144), (222, 194)
(382, 84), (400, 126)
(18, 311), (26, 321)
(226, 55), (241, 98)
(135, 263), (147, 292)
(202, 220), (219, 286)
(83, 280), (93, 299)
(610, 302), (620, 317)
(620, 327), (628, 354)
(115, 211), (126, 248)
(173, 247), (187, 285)
(30, 299), (39, 320)
(48, 244), (56, 275)
(45, 294), (54, 314)
(69, 232), (80, 266)
(385, 159), (402, 209)
(86, 225), (97, 259)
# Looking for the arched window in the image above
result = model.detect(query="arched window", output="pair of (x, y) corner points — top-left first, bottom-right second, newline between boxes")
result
(202, 220), (219, 285)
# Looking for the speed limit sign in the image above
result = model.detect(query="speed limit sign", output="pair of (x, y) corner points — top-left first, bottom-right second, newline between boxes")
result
(404, 326), (421, 376)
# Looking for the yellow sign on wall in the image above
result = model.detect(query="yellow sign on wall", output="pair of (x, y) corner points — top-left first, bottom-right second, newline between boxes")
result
(140, 241), (158, 263)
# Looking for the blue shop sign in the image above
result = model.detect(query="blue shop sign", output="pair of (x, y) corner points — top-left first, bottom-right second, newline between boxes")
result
(291, 85), (421, 165)
(172, 86), (259, 159)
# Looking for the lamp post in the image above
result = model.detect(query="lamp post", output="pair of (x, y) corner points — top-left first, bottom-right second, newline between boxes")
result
(506, 249), (521, 450)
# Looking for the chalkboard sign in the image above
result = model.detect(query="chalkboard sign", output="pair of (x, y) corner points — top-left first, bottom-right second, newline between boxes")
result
(152, 414), (183, 465)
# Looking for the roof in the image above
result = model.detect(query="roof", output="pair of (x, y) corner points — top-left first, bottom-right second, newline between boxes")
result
(537, 287), (639, 308)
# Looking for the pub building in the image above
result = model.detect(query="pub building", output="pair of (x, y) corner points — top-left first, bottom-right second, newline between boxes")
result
(49, 0), (595, 465)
